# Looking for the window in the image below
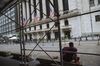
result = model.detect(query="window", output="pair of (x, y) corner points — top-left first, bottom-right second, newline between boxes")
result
(47, 23), (49, 28)
(62, 0), (69, 13)
(25, 34), (27, 41)
(29, 0), (32, 21)
(46, 32), (51, 40)
(98, 0), (100, 4)
(40, 25), (42, 29)
(34, 26), (36, 30)
(95, 15), (100, 22)
(53, 0), (59, 16)
(45, 0), (50, 18)
(29, 34), (32, 41)
(55, 22), (58, 27)
(64, 20), (69, 26)
(25, 28), (26, 32)
(29, 27), (31, 31)
(89, 0), (95, 7)
(54, 32), (59, 40)
(39, 0), (43, 19)
(33, 0), (37, 17)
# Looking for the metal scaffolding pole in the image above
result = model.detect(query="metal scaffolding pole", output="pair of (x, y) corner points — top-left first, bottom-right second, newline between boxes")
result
(26, 1), (61, 66)
(27, 0), (63, 66)
(17, 0), (24, 63)
(1, 0), (100, 66)
(54, 3), (64, 66)
(20, 0), (27, 65)
(48, 0), (63, 65)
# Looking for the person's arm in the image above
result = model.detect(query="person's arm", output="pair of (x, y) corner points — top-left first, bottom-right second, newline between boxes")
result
(62, 47), (66, 56)
(62, 47), (65, 55)
(73, 48), (77, 59)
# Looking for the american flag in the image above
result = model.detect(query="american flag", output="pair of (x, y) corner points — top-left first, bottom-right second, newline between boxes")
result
(49, 6), (54, 17)
(34, 13), (39, 23)
(20, 17), (26, 27)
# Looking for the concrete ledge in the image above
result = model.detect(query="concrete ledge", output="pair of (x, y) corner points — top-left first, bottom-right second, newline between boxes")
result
(37, 58), (82, 66)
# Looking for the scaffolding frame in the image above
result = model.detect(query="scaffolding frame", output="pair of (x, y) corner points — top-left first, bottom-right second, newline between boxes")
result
(0, 0), (100, 66)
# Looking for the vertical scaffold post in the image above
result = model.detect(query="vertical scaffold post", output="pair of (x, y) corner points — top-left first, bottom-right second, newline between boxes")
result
(20, 0), (27, 66)
(55, 0), (64, 66)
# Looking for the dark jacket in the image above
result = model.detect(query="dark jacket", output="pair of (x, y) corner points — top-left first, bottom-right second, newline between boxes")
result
(62, 47), (77, 62)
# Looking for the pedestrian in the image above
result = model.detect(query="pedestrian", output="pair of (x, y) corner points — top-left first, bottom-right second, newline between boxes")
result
(62, 42), (78, 63)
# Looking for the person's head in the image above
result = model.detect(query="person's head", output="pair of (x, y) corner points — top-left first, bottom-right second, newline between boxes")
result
(69, 42), (74, 47)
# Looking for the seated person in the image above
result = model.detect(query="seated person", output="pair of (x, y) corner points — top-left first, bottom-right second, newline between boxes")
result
(62, 42), (78, 63)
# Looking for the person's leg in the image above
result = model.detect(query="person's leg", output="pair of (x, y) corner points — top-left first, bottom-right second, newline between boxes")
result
(74, 57), (80, 64)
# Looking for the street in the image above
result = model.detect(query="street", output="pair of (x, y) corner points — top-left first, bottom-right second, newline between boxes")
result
(0, 40), (100, 66)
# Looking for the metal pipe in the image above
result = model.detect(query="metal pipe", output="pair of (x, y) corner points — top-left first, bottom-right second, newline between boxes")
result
(20, 0), (26, 64)
(54, 1), (63, 66)
(25, 49), (100, 56)
(18, 0), (24, 63)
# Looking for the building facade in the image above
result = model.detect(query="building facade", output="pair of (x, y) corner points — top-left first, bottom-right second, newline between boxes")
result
(19, 0), (100, 41)
(20, 0), (71, 41)
(0, 0), (100, 41)
(68, 0), (100, 38)
(0, 0), (99, 41)
(0, 7), (17, 37)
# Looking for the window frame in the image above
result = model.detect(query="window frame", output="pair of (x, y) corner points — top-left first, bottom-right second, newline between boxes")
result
(95, 15), (100, 22)
(40, 24), (42, 29)
(47, 23), (49, 28)
(89, 0), (95, 7)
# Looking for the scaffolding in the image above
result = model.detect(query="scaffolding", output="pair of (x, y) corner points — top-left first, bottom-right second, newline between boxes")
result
(0, 0), (100, 66)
